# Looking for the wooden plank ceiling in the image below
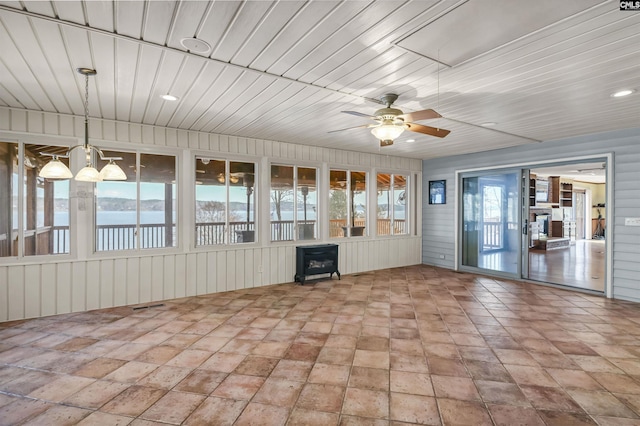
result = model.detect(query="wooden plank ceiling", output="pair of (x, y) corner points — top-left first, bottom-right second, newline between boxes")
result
(0, 0), (638, 160)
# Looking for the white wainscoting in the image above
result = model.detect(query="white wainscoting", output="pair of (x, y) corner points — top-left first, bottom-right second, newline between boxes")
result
(0, 238), (422, 321)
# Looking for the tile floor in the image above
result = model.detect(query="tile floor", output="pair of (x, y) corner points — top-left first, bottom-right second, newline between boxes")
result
(2, 265), (640, 425)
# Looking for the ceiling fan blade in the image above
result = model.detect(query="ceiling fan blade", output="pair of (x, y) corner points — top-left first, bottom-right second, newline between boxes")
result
(328, 124), (373, 134)
(341, 110), (375, 119)
(399, 109), (442, 122)
(406, 122), (450, 138)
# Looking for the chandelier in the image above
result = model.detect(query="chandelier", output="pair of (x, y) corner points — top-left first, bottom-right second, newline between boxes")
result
(39, 68), (126, 182)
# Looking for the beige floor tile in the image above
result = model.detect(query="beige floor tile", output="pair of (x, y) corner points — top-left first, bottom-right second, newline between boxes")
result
(3, 265), (640, 425)
(198, 352), (246, 373)
(487, 404), (545, 426)
(140, 391), (206, 424)
(211, 374), (265, 400)
(64, 380), (131, 409)
(28, 375), (95, 402)
(164, 349), (212, 368)
(252, 377), (304, 407)
(568, 389), (639, 418)
(137, 365), (192, 389)
(475, 380), (530, 406)
(438, 398), (492, 425)
(104, 361), (158, 383)
(73, 357), (128, 378)
(288, 408), (339, 425)
(100, 385), (167, 417)
(504, 364), (559, 387)
(342, 388), (389, 419)
(308, 363), (351, 386)
(233, 355), (279, 377)
(389, 393), (439, 425)
(520, 385), (584, 412)
(76, 411), (133, 426)
(432, 375), (481, 401)
(183, 396), (246, 426)
(390, 370), (433, 396)
(234, 402), (289, 426)
(21, 404), (91, 425)
(353, 349), (389, 369)
(296, 383), (345, 413)
(348, 366), (389, 391)
(174, 369), (227, 394)
(0, 398), (53, 425)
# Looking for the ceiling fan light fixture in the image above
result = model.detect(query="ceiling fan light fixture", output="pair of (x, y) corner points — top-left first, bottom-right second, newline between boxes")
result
(370, 122), (405, 144)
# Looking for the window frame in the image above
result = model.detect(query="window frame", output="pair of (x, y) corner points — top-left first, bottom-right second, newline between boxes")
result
(329, 168), (368, 239)
(269, 163), (319, 243)
(194, 155), (258, 248)
(0, 139), (76, 262)
(375, 171), (410, 237)
(92, 147), (180, 255)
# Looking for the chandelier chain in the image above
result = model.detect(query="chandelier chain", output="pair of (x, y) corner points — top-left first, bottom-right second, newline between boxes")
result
(83, 73), (90, 122)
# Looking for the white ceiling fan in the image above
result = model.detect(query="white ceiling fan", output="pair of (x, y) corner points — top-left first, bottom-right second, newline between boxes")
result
(329, 93), (450, 146)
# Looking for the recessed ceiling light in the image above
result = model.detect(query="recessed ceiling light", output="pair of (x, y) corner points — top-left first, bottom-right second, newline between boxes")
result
(480, 122), (497, 127)
(180, 37), (212, 54)
(161, 94), (179, 101)
(406, 139), (416, 143)
(611, 89), (635, 98)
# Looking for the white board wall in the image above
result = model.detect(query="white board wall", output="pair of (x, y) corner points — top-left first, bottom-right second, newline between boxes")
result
(0, 107), (422, 321)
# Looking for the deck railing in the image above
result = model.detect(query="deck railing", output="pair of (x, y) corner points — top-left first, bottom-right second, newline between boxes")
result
(44, 218), (409, 252)
(483, 220), (502, 250)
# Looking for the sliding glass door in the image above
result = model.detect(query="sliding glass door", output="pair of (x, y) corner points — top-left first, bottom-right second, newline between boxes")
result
(460, 170), (522, 277)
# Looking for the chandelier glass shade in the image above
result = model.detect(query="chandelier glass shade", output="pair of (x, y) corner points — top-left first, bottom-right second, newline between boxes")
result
(99, 160), (127, 180)
(38, 68), (126, 182)
(38, 156), (73, 179)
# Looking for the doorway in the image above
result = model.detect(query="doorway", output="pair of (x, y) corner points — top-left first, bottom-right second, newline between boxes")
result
(460, 170), (521, 277)
(525, 162), (606, 292)
(457, 160), (607, 293)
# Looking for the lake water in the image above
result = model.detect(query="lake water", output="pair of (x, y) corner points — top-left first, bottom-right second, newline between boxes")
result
(52, 210), (319, 226)
(53, 211), (170, 226)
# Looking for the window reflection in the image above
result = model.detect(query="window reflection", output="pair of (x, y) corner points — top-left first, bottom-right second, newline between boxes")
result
(96, 151), (177, 251)
(24, 144), (70, 256)
(195, 158), (255, 245)
(377, 173), (407, 236)
(329, 169), (366, 238)
(270, 165), (317, 241)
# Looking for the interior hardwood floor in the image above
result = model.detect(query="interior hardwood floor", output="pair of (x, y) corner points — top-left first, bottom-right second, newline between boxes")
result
(528, 240), (605, 292)
(2, 264), (639, 425)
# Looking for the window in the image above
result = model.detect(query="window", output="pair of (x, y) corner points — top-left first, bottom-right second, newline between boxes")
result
(95, 151), (177, 251)
(0, 142), (70, 257)
(329, 169), (366, 238)
(270, 165), (317, 241)
(377, 173), (408, 236)
(195, 158), (255, 245)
